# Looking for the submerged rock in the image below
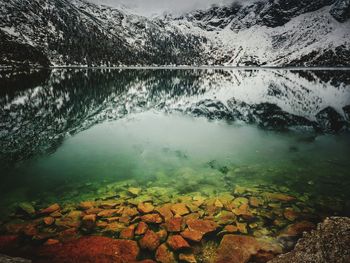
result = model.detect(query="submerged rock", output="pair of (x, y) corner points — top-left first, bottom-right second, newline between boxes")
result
(44, 239), (59, 246)
(236, 222), (248, 234)
(232, 197), (249, 207)
(43, 217), (55, 226)
(119, 225), (135, 240)
(279, 221), (316, 237)
(141, 214), (163, 224)
(99, 201), (119, 209)
(283, 208), (299, 221)
(224, 225), (238, 233)
(181, 229), (204, 242)
(171, 204), (190, 216)
(179, 253), (197, 263)
(139, 230), (160, 251)
(216, 211), (236, 225)
(232, 203), (253, 218)
(167, 235), (190, 251)
(249, 197), (263, 207)
(121, 207), (138, 218)
(215, 235), (260, 263)
(270, 217), (350, 263)
(165, 217), (183, 233)
(186, 219), (218, 235)
(105, 217), (119, 223)
(78, 201), (95, 210)
(128, 187), (142, 196)
(138, 203), (155, 214)
(36, 236), (139, 263)
(38, 204), (60, 215)
(18, 203), (35, 217)
(135, 222), (148, 235)
(50, 211), (63, 218)
(155, 244), (176, 263)
(97, 209), (120, 218)
(216, 234), (282, 263)
(157, 229), (168, 242)
(55, 211), (82, 229)
(156, 204), (174, 222)
(103, 222), (125, 233)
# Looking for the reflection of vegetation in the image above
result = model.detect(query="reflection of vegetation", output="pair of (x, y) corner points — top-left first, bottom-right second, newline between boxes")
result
(0, 69), (207, 165)
(0, 69), (51, 97)
(0, 69), (349, 165)
(293, 70), (350, 86)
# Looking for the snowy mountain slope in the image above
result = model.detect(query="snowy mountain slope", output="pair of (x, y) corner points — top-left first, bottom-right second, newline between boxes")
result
(0, 0), (349, 67)
(178, 0), (334, 30)
(0, 0), (206, 67)
(174, 1), (350, 66)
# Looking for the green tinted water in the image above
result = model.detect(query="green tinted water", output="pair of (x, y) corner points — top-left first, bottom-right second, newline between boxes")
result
(1, 111), (350, 217)
(0, 68), (350, 219)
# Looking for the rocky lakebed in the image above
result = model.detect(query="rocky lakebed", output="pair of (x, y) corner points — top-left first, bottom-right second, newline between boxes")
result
(0, 181), (349, 263)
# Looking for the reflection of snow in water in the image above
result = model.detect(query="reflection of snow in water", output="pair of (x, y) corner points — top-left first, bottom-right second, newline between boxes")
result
(167, 70), (350, 121)
(0, 69), (349, 164)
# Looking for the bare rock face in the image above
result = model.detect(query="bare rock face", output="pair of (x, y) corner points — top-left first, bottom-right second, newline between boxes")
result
(330, 0), (350, 22)
(269, 217), (350, 263)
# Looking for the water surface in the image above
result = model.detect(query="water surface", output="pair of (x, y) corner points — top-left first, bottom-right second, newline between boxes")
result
(0, 68), (350, 218)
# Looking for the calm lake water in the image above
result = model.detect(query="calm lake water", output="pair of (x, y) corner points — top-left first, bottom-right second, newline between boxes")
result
(0, 68), (350, 219)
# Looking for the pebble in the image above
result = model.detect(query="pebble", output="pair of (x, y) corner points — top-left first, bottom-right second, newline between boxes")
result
(167, 235), (190, 250)
(139, 230), (160, 251)
(138, 202), (155, 214)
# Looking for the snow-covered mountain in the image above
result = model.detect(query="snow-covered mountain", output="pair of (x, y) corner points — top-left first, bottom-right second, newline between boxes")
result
(0, 0), (349, 67)
(174, 0), (350, 66)
(0, 0), (206, 67)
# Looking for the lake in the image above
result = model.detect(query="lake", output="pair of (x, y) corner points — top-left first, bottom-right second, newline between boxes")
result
(0, 68), (349, 261)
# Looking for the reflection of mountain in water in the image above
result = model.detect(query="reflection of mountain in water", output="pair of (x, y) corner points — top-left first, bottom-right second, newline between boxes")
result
(0, 69), (349, 163)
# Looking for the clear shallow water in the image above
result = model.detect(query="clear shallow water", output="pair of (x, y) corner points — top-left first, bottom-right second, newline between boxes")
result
(1, 111), (350, 218)
(0, 68), (350, 218)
